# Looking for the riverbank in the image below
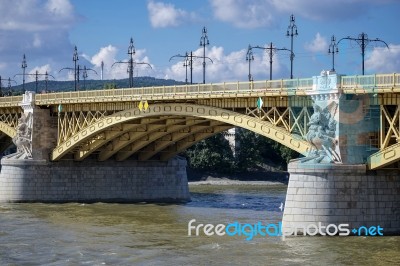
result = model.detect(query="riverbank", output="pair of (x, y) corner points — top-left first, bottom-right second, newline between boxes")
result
(187, 167), (289, 186)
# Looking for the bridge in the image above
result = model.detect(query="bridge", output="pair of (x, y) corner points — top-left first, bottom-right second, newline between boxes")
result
(0, 71), (399, 235)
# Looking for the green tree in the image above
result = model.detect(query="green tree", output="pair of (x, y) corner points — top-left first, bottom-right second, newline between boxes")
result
(184, 133), (234, 173)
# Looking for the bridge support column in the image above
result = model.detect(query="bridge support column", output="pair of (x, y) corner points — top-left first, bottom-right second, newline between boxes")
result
(282, 161), (400, 235)
(0, 157), (189, 203)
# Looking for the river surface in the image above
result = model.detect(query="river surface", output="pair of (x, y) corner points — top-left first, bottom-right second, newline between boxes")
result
(0, 184), (399, 265)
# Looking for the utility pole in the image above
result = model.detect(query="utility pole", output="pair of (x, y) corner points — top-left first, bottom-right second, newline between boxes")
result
(328, 35), (339, 72)
(101, 61), (104, 80)
(286, 14), (298, 79)
(199, 26), (210, 84)
(338, 32), (389, 75)
(170, 51), (212, 84)
(246, 45), (254, 81)
(15, 72), (55, 93)
(0, 76), (15, 96)
(112, 37), (151, 88)
(21, 54), (27, 92)
(128, 38), (135, 88)
(73, 46), (79, 91)
(253, 43), (290, 80)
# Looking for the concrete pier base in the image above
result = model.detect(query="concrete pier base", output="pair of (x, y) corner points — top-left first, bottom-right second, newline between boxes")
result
(282, 161), (400, 235)
(0, 157), (190, 203)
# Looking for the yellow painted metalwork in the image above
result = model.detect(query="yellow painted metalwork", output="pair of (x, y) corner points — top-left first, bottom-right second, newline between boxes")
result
(368, 142), (400, 169)
(0, 96), (23, 108)
(137, 121), (227, 161)
(97, 118), (195, 161)
(341, 73), (400, 94)
(75, 117), (175, 161)
(159, 125), (233, 161)
(52, 103), (313, 161)
(0, 121), (16, 138)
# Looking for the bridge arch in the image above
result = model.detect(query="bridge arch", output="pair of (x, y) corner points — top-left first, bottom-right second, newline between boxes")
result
(52, 103), (312, 161)
(0, 121), (16, 139)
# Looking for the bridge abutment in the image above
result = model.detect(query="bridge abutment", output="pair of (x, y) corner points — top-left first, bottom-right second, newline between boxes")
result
(282, 161), (400, 235)
(0, 157), (189, 203)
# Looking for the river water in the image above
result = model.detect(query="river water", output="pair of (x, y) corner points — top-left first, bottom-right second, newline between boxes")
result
(0, 184), (399, 265)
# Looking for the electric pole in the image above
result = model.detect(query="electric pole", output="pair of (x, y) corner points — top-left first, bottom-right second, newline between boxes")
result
(328, 35), (339, 72)
(253, 43), (290, 80)
(199, 27), (210, 84)
(21, 54), (27, 92)
(73, 46), (79, 91)
(286, 14), (298, 79)
(338, 32), (389, 75)
(246, 45), (254, 81)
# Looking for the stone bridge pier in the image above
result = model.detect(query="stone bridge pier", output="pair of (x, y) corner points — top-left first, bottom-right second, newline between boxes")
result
(282, 72), (400, 235)
(0, 92), (190, 203)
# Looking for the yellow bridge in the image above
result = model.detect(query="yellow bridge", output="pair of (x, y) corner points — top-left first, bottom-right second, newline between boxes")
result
(0, 73), (399, 170)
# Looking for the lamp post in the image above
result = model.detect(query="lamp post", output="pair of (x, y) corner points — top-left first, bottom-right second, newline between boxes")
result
(112, 38), (151, 88)
(21, 54), (27, 92)
(170, 52), (212, 84)
(286, 14), (298, 79)
(328, 35), (339, 72)
(73, 46), (79, 91)
(253, 43), (290, 80)
(338, 32), (389, 75)
(246, 45), (254, 81)
(199, 27), (210, 84)
(14, 72), (55, 93)
(0, 76), (17, 96)
(128, 37), (135, 88)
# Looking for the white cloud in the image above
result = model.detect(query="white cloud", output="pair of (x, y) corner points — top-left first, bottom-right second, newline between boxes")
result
(210, 0), (275, 28)
(165, 46), (287, 83)
(305, 33), (328, 53)
(27, 64), (52, 82)
(365, 44), (400, 73)
(0, 0), (79, 82)
(147, 1), (193, 28)
(88, 46), (154, 80)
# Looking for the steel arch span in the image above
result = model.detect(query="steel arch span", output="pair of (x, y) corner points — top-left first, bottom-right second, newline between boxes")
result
(52, 103), (312, 161)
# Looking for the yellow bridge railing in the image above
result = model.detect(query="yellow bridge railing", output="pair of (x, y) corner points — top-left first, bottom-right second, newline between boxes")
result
(1, 73), (400, 107)
(341, 73), (400, 93)
(34, 78), (314, 104)
(0, 95), (23, 108)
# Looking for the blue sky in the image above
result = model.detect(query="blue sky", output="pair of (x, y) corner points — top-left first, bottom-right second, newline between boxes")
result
(0, 0), (399, 86)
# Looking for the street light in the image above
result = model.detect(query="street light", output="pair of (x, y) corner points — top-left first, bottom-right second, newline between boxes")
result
(199, 26), (210, 84)
(328, 35), (339, 72)
(21, 54), (27, 92)
(246, 45), (254, 81)
(0, 76), (16, 96)
(170, 51), (212, 84)
(286, 14), (298, 79)
(73, 46), (79, 91)
(128, 37), (135, 88)
(112, 38), (152, 88)
(253, 43), (290, 80)
(82, 66), (98, 89)
(338, 32), (389, 75)
(14, 71), (55, 93)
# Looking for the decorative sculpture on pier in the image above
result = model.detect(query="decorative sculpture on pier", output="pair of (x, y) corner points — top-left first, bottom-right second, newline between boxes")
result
(302, 102), (341, 163)
(9, 113), (33, 159)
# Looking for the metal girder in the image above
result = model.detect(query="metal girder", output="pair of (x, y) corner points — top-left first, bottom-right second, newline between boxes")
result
(74, 117), (177, 160)
(368, 142), (400, 169)
(98, 118), (203, 161)
(159, 125), (233, 161)
(137, 121), (226, 161)
(115, 119), (213, 161)
(52, 103), (313, 161)
(0, 121), (17, 138)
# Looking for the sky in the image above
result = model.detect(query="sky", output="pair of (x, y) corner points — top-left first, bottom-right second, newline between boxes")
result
(0, 0), (400, 86)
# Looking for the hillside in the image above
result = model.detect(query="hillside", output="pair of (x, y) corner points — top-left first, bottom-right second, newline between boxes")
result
(2, 76), (186, 95)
